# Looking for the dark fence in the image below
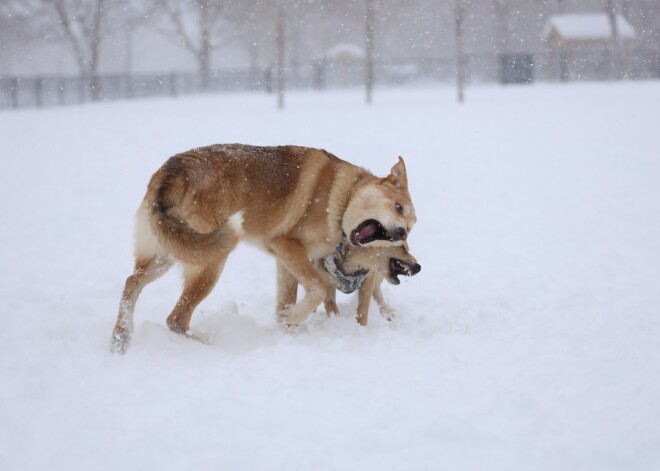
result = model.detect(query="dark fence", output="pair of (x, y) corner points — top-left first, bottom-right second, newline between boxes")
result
(0, 58), (467, 110)
(1, 51), (658, 110)
(0, 69), (266, 109)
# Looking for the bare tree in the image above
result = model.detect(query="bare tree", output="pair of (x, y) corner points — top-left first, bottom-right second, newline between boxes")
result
(29, 0), (134, 99)
(230, 0), (273, 73)
(302, 0), (415, 104)
(270, 0), (316, 110)
(158, 0), (232, 90)
(38, 0), (109, 82)
(365, 0), (376, 104)
(276, 4), (286, 110)
(605, 0), (624, 79)
(122, 1), (160, 74)
(454, 0), (468, 103)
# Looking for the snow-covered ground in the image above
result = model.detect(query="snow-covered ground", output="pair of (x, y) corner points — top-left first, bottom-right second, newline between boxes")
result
(1, 83), (659, 470)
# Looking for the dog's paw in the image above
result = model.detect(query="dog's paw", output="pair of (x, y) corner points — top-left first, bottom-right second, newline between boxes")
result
(277, 306), (304, 327)
(277, 312), (300, 327)
(185, 330), (216, 345)
(379, 306), (396, 322)
(110, 329), (130, 355)
(324, 299), (340, 317)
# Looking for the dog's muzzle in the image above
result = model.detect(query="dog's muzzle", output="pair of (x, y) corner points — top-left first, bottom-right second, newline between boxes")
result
(388, 227), (408, 242)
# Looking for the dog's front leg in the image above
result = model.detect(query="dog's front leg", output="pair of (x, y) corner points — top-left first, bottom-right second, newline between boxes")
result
(312, 259), (339, 316)
(372, 274), (396, 321)
(356, 272), (375, 326)
(269, 238), (326, 327)
(323, 288), (339, 317)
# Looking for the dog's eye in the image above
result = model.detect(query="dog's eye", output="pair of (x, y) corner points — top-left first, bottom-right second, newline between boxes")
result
(395, 203), (403, 214)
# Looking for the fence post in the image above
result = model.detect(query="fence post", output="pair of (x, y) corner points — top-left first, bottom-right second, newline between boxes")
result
(35, 77), (43, 107)
(11, 77), (19, 109)
(264, 67), (273, 93)
(313, 61), (325, 91)
(125, 74), (134, 99)
(169, 73), (178, 97)
(112, 75), (120, 100)
(90, 75), (101, 101)
(77, 77), (85, 103)
(58, 78), (66, 105)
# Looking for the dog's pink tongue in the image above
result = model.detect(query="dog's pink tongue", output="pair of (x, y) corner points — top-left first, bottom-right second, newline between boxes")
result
(357, 223), (377, 242)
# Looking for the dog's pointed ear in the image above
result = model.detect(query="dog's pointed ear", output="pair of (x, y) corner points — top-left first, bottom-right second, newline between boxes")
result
(386, 156), (408, 189)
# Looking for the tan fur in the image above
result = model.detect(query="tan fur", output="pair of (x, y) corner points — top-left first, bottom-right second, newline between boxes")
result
(332, 243), (419, 325)
(276, 243), (420, 327)
(111, 144), (416, 353)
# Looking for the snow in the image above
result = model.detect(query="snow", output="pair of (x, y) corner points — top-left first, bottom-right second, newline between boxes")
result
(543, 14), (636, 40)
(1, 82), (660, 470)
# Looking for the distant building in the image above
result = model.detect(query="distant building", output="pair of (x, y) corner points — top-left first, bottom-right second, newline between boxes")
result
(542, 13), (636, 81)
(323, 44), (365, 87)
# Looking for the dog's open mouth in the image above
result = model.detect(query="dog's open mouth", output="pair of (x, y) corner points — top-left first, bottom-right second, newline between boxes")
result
(350, 219), (389, 246)
(389, 258), (421, 285)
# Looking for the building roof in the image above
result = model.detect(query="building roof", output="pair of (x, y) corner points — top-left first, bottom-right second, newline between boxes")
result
(543, 13), (636, 41)
(325, 43), (365, 60)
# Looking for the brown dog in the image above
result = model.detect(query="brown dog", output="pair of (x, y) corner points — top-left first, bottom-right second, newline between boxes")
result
(111, 144), (416, 353)
(324, 242), (421, 326)
(277, 242), (421, 326)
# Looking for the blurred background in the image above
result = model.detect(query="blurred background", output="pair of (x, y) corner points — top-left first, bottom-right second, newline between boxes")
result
(1, 0), (659, 109)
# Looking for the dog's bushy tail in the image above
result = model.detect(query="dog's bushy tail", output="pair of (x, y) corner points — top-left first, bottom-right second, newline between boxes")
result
(148, 157), (243, 265)
(150, 208), (243, 266)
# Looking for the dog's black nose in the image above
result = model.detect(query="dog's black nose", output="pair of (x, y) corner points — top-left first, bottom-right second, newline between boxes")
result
(392, 227), (407, 241)
(412, 263), (421, 274)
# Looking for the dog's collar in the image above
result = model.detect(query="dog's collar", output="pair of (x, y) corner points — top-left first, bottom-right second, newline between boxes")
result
(324, 247), (367, 294)
(336, 233), (351, 257)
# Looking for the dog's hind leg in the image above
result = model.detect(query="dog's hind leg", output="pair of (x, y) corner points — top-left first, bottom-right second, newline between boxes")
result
(165, 262), (224, 337)
(111, 255), (173, 354)
(164, 210), (242, 342)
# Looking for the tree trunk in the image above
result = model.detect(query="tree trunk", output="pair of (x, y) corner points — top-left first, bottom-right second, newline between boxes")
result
(50, 0), (103, 99)
(199, 46), (211, 91)
(88, 0), (104, 100)
(276, 6), (286, 110)
(455, 1), (466, 103)
(606, 0), (622, 79)
(365, 0), (375, 104)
